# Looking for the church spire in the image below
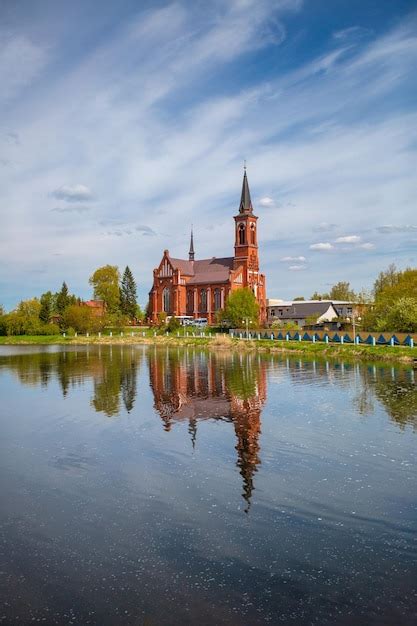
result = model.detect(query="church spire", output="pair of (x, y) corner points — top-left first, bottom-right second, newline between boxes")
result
(189, 227), (195, 261)
(239, 164), (253, 214)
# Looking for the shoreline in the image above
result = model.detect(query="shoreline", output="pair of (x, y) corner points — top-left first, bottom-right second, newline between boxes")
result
(0, 334), (415, 365)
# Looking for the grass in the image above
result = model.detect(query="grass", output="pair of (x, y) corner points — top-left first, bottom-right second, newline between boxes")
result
(0, 333), (415, 364)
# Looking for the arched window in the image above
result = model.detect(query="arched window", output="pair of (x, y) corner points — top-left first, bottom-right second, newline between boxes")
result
(250, 223), (256, 244)
(200, 289), (207, 312)
(214, 288), (221, 311)
(163, 287), (171, 313)
(238, 223), (246, 245)
(186, 290), (194, 314)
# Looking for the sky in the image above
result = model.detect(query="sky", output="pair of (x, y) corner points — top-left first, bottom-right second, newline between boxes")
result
(0, 0), (416, 310)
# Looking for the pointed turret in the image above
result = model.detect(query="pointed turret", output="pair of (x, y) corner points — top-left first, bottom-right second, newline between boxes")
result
(239, 167), (253, 214)
(189, 227), (195, 261)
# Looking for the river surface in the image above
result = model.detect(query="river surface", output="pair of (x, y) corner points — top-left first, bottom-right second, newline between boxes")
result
(0, 345), (416, 625)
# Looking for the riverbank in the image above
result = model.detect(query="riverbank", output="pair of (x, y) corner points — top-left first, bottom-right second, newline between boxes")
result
(0, 334), (415, 364)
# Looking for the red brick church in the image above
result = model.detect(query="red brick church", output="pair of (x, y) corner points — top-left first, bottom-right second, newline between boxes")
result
(148, 169), (267, 324)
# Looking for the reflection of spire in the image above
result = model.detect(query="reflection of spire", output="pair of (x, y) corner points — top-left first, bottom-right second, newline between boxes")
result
(233, 400), (262, 513)
(121, 361), (137, 413)
(188, 416), (197, 450)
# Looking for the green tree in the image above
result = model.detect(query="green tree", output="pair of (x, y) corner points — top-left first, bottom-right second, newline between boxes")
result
(89, 265), (120, 313)
(39, 291), (53, 322)
(62, 304), (103, 333)
(55, 282), (75, 314)
(167, 316), (181, 333)
(310, 291), (329, 300)
(293, 296), (305, 301)
(0, 304), (5, 316)
(373, 263), (399, 299)
(362, 267), (417, 332)
(329, 281), (356, 301)
(220, 288), (259, 328)
(120, 266), (137, 320)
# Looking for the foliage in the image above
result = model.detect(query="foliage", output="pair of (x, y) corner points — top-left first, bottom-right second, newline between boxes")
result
(293, 296), (305, 301)
(62, 304), (104, 333)
(219, 288), (259, 328)
(167, 316), (181, 333)
(0, 304), (5, 316)
(89, 265), (120, 313)
(362, 267), (417, 332)
(55, 282), (76, 315)
(310, 282), (356, 301)
(120, 266), (137, 320)
(104, 311), (130, 330)
(39, 291), (54, 322)
(157, 311), (167, 327)
(310, 290), (327, 300)
(0, 298), (60, 336)
(135, 304), (145, 322)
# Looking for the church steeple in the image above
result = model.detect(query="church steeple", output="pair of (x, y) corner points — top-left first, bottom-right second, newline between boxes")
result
(239, 165), (253, 214)
(188, 227), (195, 261)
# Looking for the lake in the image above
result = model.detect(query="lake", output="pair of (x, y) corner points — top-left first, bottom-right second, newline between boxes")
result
(0, 345), (416, 625)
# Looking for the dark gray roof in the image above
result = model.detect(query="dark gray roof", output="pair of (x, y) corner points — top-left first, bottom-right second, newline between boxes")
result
(271, 301), (338, 319)
(239, 170), (253, 214)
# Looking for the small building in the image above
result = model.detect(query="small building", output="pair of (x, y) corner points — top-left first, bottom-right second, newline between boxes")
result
(267, 300), (339, 327)
(85, 300), (106, 317)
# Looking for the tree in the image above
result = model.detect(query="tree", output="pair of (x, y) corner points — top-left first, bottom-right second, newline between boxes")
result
(293, 296), (305, 301)
(310, 291), (329, 301)
(120, 266), (137, 320)
(362, 267), (417, 332)
(55, 281), (77, 314)
(373, 263), (399, 299)
(39, 291), (53, 322)
(220, 288), (259, 328)
(62, 304), (102, 333)
(0, 304), (5, 316)
(329, 281), (356, 301)
(89, 265), (120, 313)
(167, 316), (181, 333)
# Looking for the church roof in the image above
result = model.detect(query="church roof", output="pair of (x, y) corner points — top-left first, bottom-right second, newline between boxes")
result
(169, 256), (234, 284)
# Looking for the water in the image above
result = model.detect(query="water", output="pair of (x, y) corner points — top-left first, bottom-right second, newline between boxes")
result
(0, 345), (416, 625)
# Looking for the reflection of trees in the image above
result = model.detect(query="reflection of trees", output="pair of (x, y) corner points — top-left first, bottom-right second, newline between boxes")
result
(371, 370), (417, 430)
(148, 349), (267, 511)
(0, 347), (141, 417)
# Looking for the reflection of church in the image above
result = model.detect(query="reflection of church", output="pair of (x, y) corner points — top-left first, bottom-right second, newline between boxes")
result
(148, 349), (267, 511)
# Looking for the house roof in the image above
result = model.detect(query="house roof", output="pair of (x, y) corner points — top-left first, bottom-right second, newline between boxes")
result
(270, 301), (338, 319)
(169, 255), (234, 285)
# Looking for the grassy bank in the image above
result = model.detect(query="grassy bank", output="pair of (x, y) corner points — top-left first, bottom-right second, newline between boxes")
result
(0, 333), (415, 364)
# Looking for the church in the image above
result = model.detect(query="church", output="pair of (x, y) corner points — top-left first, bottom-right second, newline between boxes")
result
(148, 169), (267, 324)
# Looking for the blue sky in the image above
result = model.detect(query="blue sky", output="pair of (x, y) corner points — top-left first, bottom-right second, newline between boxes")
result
(0, 0), (416, 309)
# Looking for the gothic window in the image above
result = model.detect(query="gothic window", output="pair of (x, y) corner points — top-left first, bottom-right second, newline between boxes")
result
(200, 289), (207, 312)
(250, 223), (256, 244)
(214, 288), (221, 311)
(238, 223), (246, 245)
(187, 290), (194, 314)
(163, 287), (171, 313)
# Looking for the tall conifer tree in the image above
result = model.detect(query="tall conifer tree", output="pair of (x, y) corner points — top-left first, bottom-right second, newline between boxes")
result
(120, 266), (137, 320)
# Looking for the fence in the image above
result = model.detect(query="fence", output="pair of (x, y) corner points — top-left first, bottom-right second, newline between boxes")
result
(229, 329), (416, 348)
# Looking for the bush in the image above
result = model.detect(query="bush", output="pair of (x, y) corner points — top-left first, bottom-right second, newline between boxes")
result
(167, 316), (181, 333)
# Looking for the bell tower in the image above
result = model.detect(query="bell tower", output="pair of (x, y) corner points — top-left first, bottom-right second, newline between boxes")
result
(234, 167), (259, 277)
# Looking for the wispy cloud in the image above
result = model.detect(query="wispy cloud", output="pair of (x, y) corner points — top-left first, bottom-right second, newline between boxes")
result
(51, 185), (93, 202)
(310, 243), (334, 251)
(377, 224), (417, 233)
(288, 264), (307, 271)
(51, 205), (91, 213)
(335, 235), (361, 243)
(281, 255), (306, 262)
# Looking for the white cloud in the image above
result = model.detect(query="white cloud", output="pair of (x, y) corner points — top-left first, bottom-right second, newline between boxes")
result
(0, 34), (48, 104)
(288, 264), (307, 271)
(259, 196), (275, 207)
(310, 243), (334, 250)
(359, 242), (375, 249)
(335, 235), (361, 243)
(51, 185), (93, 202)
(280, 255), (306, 262)
(51, 205), (91, 213)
